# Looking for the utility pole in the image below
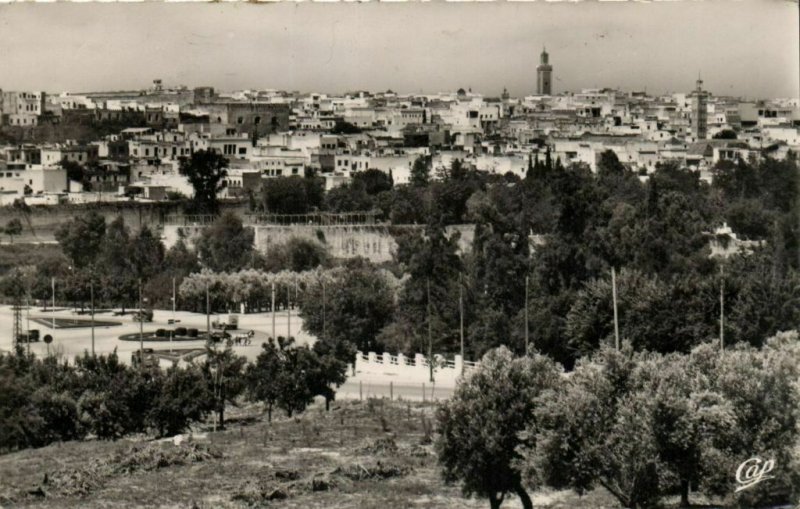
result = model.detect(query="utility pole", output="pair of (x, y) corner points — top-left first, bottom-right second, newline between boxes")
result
(524, 275), (530, 356)
(90, 280), (95, 356)
(459, 274), (464, 370)
(322, 277), (327, 340)
(287, 283), (291, 340)
(720, 264), (725, 352)
(427, 278), (434, 383)
(611, 267), (620, 351)
(271, 281), (276, 340)
(138, 278), (144, 367)
(51, 277), (55, 331)
(172, 276), (176, 323)
(205, 280), (210, 339)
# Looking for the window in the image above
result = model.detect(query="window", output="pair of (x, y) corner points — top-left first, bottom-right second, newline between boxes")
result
(238, 147), (247, 155)
(254, 116), (261, 125)
(237, 117), (244, 124)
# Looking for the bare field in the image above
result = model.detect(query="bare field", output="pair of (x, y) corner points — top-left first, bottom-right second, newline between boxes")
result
(0, 399), (623, 509)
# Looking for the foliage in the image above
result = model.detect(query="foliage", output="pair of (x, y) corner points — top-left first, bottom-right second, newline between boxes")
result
(195, 212), (256, 272)
(300, 261), (397, 358)
(262, 236), (332, 273)
(3, 218), (23, 243)
(179, 149), (228, 215)
(261, 175), (324, 214)
(436, 347), (562, 509)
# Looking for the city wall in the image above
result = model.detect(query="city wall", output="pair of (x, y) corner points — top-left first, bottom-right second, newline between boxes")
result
(1, 201), (249, 244)
(162, 223), (475, 263)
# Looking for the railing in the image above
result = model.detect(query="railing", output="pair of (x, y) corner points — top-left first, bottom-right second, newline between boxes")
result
(245, 211), (378, 226)
(165, 214), (219, 225)
(355, 351), (479, 374)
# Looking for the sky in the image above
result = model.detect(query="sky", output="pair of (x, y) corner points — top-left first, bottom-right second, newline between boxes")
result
(0, 1), (797, 100)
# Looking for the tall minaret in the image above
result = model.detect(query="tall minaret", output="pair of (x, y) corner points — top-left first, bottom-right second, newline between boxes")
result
(536, 47), (553, 95)
(691, 76), (709, 140)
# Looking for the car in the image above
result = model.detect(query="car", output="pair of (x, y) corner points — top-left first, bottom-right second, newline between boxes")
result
(133, 309), (154, 322)
(16, 329), (40, 343)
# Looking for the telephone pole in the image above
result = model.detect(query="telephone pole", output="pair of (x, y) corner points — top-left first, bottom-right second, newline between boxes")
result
(138, 278), (144, 366)
(459, 275), (464, 369)
(427, 278), (434, 383)
(524, 275), (530, 356)
(271, 281), (276, 340)
(90, 280), (95, 356)
(719, 264), (725, 352)
(205, 281), (210, 339)
(287, 284), (291, 340)
(611, 267), (620, 351)
(322, 277), (327, 340)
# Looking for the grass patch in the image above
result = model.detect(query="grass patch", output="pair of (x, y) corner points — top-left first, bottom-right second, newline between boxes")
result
(0, 400), (628, 509)
(29, 317), (122, 330)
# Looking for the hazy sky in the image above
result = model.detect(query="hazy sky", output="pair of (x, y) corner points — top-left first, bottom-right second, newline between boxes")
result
(0, 1), (797, 99)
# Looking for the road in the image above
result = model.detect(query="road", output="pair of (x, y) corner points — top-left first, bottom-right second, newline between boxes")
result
(0, 305), (461, 401)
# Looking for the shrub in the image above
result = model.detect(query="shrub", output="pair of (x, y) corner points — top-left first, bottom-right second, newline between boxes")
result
(155, 329), (166, 338)
(30, 388), (83, 444)
(175, 327), (187, 337)
(78, 390), (129, 440)
(187, 328), (198, 338)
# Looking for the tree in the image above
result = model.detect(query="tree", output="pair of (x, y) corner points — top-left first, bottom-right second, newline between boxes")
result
(196, 212), (255, 272)
(97, 216), (136, 311)
(309, 342), (348, 411)
(179, 149), (228, 215)
(54, 212), (106, 269)
(597, 149), (626, 177)
(202, 343), (247, 430)
(4, 218), (23, 244)
(520, 346), (662, 509)
(712, 129), (738, 140)
(354, 168), (393, 195)
(331, 120), (362, 134)
(410, 155), (432, 187)
(247, 339), (284, 422)
(148, 365), (209, 437)
(262, 237), (331, 273)
(261, 176), (316, 214)
(275, 340), (319, 418)
(300, 261), (397, 358)
(436, 347), (562, 509)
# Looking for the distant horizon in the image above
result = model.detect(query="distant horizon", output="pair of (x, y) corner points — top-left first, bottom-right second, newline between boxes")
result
(0, 1), (797, 100)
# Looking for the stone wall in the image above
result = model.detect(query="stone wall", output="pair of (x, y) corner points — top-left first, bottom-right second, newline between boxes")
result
(1, 201), (249, 244)
(162, 222), (476, 263)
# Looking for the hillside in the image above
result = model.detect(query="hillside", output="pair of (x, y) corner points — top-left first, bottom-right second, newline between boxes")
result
(0, 399), (621, 509)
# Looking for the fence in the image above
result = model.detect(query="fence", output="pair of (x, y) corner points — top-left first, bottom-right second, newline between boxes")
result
(354, 351), (479, 377)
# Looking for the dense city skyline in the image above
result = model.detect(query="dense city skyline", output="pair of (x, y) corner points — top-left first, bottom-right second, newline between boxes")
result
(0, 1), (798, 100)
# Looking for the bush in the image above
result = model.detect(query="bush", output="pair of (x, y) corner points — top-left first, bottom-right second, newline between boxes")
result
(155, 329), (166, 338)
(175, 327), (187, 337)
(30, 388), (84, 444)
(78, 390), (129, 440)
(187, 328), (198, 338)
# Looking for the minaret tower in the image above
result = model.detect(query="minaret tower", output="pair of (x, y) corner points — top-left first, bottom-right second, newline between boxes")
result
(691, 76), (709, 140)
(536, 47), (553, 95)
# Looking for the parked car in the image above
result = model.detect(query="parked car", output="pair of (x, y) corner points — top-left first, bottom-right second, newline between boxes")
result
(16, 329), (40, 343)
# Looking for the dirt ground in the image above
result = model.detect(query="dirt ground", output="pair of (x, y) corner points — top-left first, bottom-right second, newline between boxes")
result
(0, 399), (625, 509)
